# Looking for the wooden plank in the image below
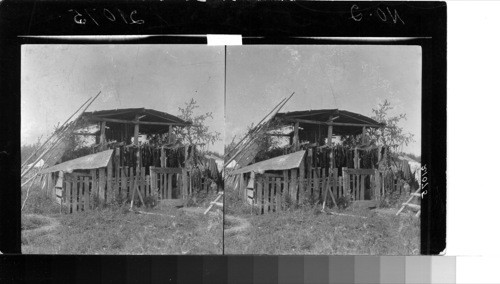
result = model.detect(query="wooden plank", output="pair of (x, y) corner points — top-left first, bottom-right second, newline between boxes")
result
(106, 161), (113, 203)
(293, 122), (299, 151)
(327, 125), (333, 146)
(342, 168), (349, 197)
(403, 203), (421, 210)
(163, 172), (167, 199)
(86, 115), (191, 126)
(321, 168), (326, 201)
(263, 177), (269, 214)
(357, 174), (361, 200)
(270, 178), (275, 212)
(167, 173), (173, 199)
(332, 169), (338, 199)
(90, 170), (96, 209)
(360, 175), (365, 200)
(240, 174), (246, 200)
(129, 167), (134, 200)
(65, 180), (70, 213)
(256, 180), (263, 215)
(283, 170), (289, 204)
(72, 178), (78, 213)
(141, 167), (146, 198)
(84, 177), (90, 211)
(146, 175), (150, 197)
(290, 169), (297, 204)
(276, 177), (282, 212)
(100, 121), (106, 150)
(298, 160), (305, 203)
(78, 178), (83, 211)
(160, 146), (165, 168)
(114, 150), (119, 197)
(97, 169), (106, 206)
(149, 166), (155, 197)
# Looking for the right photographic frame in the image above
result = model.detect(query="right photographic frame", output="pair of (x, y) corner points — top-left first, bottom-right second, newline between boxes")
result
(224, 45), (423, 255)
(221, 2), (446, 257)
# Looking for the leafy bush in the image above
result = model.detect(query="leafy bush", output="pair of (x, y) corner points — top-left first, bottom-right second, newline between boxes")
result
(335, 195), (352, 210)
(142, 196), (158, 209)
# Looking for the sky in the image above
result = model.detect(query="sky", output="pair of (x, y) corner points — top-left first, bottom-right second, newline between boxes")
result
(21, 45), (225, 154)
(22, 44), (421, 156)
(225, 45), (422, 155)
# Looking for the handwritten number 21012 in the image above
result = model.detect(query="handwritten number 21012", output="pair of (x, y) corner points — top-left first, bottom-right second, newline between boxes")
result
(68, 9), (144, 26)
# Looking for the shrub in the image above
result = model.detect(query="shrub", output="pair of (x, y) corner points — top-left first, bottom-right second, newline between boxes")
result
(142, 196), (158, 209)
(335, 195), (352, 210)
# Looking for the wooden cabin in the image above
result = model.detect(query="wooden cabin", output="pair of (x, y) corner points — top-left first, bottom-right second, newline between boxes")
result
(39, 108), (215, 213)
(229, 109), (396, 214)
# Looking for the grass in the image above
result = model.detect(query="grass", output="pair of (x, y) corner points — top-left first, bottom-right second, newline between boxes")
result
(224, 187), (420, 255)
(21, 188), (223, 255)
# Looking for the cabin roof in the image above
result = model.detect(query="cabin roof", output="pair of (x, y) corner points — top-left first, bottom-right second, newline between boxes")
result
(274, 109), (383, 136)
(83, 108), (191, 125)
(81, 108), (191, 134)
(231, 150), (306, 175)
(39, 149), (114, 174)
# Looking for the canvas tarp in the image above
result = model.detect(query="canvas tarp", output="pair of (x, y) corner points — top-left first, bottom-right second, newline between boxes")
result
(38, 149), (113, 174)
(231, 150), (305, 175)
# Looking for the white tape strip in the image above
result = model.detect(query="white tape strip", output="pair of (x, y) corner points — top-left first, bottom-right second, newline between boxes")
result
(207, 34), (242, 46)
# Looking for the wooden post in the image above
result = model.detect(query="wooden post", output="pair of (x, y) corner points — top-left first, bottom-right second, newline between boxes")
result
(72, 178), (78, 213)
(100, 121), (106, 151)
(167, 173), (173, 199)
(150, 167), (156, 199)
(283, 170), (289, 205)
(107, 160), (113, 204)
(65, 180), (71, 214)
(276, 177), (282, 212)
(313, 168), (319, 202)
(114, 148), (120, 197)
(293, 122), (299, 151)
(168, 125), (173, 143)
(90, 170), (97, 209)
(290, 169), (297, 204)
(354, 149), (360, 169)
(98, 168), (106, 207)
(256, 180), (263, 215)
(332, 168), (338, 199)
(239, 174), (246, 201)
(160, 146), (166, 168)
(342, 167), (349, 197)
(327, 125), (333, 146)
(270, 178), (276, 212)
(263, 176), (269, 214)
(83, 177), (89, 211)
(360, 175), (365, 200)
(298, 160), (305, 204)
(133, 116), (140, 146)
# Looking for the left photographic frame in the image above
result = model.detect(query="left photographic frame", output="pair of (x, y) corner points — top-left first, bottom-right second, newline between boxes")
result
(19, 44), (225, 255)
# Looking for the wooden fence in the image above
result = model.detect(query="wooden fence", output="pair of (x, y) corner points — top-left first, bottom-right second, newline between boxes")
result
(248, 167), (383, 215)
(57, 165), (213, 214)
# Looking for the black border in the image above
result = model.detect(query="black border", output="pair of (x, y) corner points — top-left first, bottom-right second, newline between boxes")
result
(0, 0), (446, 281)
